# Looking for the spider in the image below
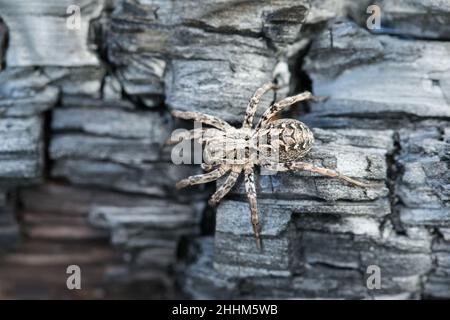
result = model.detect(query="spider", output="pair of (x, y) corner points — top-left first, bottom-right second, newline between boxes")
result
(169, 83), (382, 250)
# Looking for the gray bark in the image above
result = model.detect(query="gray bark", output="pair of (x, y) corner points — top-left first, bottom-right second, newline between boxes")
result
(177, 2), (450, 299)
(0, 0), (104, 67)
(0, 0), (448, 299)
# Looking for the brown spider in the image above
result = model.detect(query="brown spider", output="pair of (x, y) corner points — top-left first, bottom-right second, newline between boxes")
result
(169, 83), (382, 250)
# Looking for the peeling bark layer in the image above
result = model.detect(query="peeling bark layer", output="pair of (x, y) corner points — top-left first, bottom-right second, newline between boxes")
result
(0, 0), (448, 299)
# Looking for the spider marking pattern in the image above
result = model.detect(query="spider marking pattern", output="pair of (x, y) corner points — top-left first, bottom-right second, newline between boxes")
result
(169, 82), (383, 250)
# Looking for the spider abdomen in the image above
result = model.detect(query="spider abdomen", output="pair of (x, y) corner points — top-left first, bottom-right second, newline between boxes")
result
(258, 119), (314, 163)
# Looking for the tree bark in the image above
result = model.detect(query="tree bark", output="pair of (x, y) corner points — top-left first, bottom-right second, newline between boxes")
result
(0, 0), (448, 299)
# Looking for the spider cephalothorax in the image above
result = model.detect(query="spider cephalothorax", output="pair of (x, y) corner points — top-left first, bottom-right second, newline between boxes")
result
(169, 83), (381, 250)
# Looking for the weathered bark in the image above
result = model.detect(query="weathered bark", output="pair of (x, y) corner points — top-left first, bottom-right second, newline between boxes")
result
(0, 0), (104, 67)
(106, 0), (311, 121)
(179, 3), (450, 299)
(0, 0), (448, 299)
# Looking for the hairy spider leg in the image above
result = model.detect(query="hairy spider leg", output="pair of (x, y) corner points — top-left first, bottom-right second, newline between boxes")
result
(171, 110), (232, 131)
(176, 166), (230, 189)
(256, 91), (320, 129)
(208, 166), (243, 206)
(243, 82), (278, 129)
(244, 166), (262, 251)
(263, 162), (384, 188)
(166, 128), (206, 145)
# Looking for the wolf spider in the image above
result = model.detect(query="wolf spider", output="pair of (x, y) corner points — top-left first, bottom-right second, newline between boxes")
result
(169, 83), (382, 250)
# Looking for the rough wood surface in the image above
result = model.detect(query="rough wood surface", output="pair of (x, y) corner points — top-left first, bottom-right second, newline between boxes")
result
(14, 183), (198, 298)
(302, 20), (450, 129)
(0, 0), (448, 299)
(178, 2), (450, 299)
(0, 0), (104, 67)
(106, 0), (311, 119)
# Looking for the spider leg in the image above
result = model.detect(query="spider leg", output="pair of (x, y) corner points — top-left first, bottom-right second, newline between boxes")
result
(176, 165), (230, 189)
(201, 163), (216, 172)
(263, 162), (384, 188)
(244, 166), (262, 251)
(165, 128), (206, 145)
(243, 82), (278, 129)
(256, 91), (320, 129)
(172, 110), (233, 131)
(208, 166), (242, 206)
